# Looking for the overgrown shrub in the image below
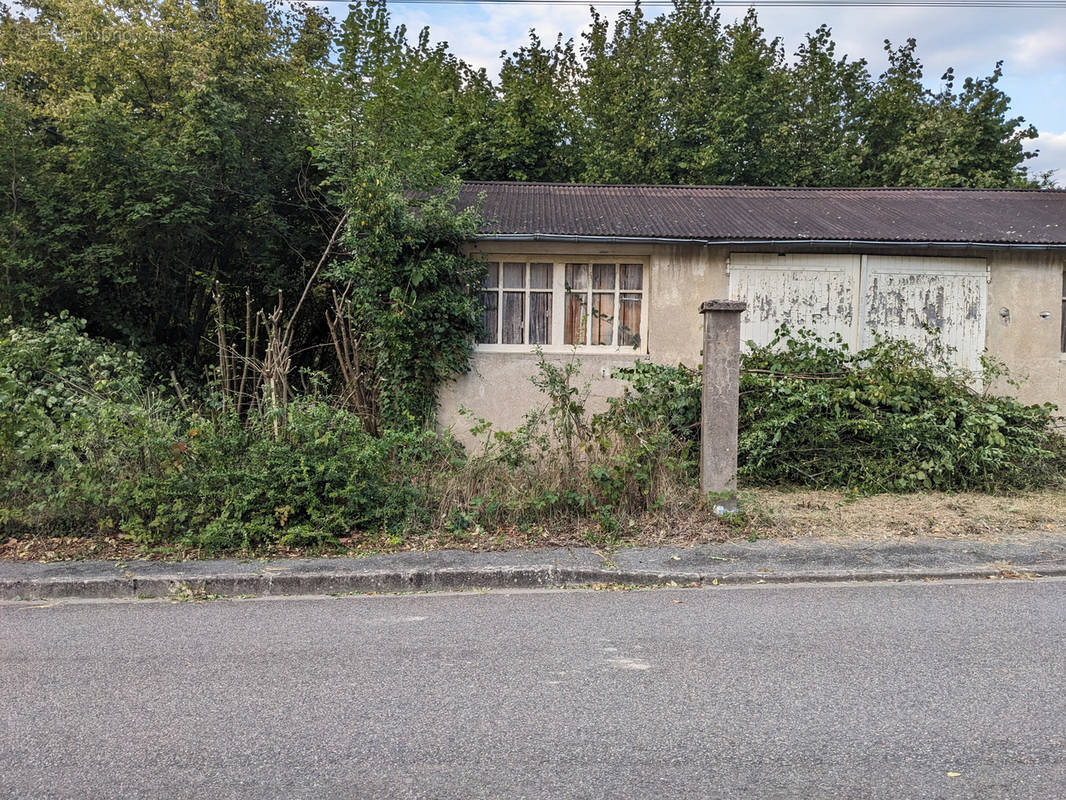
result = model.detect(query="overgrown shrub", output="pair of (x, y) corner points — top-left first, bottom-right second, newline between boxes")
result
(327, 175), (486, 430)
(116, 402), (454, 551)
(0, 314), (177, 534)
(0, 316), (457, 549)
(5, 315), (1062, 554)
(603, 327), (1065, 493)
(740, 328), (1065, 491)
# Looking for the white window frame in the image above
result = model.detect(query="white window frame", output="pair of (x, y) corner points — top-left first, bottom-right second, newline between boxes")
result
(478, 260), (554, 347)
(476, 254), (650, 354)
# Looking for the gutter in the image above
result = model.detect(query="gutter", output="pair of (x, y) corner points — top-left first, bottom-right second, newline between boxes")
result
(472, 233), (1066, 252)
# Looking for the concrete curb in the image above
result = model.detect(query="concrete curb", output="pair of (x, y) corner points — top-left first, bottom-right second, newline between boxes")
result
(3, 561), (1065, 601)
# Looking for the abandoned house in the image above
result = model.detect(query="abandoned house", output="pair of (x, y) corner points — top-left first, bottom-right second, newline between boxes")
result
(440, 182), (1066, 442)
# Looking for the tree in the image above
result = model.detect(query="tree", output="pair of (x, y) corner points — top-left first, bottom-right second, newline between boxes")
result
(783, 25), (870, 187)
(309, 0), (479, 197)
(461, 32), (583, 182)
(701, 9), (791, 185)
(579, 4), (672, 184)
(657, 0), (726, 184)
(0, 0), (324, 370)
(860, 40), (1038, 187)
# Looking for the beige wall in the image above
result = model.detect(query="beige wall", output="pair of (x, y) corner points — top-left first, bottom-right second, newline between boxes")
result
(645, 243), (729, 364)
(439, 241), (730, 444)
(439, 240), (1065, 446)
(437, 350), (646, 437)
(985, 250), (1066, 407)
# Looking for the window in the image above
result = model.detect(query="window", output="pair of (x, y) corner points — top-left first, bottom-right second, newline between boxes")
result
(477, 257), (647, 351)
(479, 261), (552, 345)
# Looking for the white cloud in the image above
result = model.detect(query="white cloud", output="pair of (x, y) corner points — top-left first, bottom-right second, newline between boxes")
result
(1029, 130), (1066, 187)
(1010, 29), (1066, 73)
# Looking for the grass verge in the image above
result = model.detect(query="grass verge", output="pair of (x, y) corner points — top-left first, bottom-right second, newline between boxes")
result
(4, 486), (1063, 563)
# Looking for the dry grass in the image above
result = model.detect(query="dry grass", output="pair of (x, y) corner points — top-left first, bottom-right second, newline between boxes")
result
(739, 486), (1066, 540)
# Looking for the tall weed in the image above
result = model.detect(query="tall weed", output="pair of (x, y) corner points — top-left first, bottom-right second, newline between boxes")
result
(442, 350), (701, 541)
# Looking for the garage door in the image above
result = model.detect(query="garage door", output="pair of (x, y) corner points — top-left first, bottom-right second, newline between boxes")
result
(729, 253), (988, 372)
(861, 256), (988, 373)
(728, 253), (862, 349)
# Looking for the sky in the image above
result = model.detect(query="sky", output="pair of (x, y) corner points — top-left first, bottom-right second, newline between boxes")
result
(319, 0), (1066, 185)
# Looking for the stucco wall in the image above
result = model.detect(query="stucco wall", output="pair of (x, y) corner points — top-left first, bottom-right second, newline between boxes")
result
(439, 241), (1066, 446)
(985, 250), (1066, 407)
(439, 241), (728, 444)
(645, 243), (729, 364)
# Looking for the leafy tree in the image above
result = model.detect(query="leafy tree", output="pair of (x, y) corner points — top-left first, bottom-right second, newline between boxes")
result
(0, 0), (324, 369)
(657, 0), (727, 183)
(860, 40), (1038, 187)
(309, 0), (478, 197)
(301, 2), (489, 429)
(580, 4), (672, 184)
(462, 32), (583, 182)
(702, 9), (791, 185)
(783, 25), (870, 187)
(858, 39), (930, 185)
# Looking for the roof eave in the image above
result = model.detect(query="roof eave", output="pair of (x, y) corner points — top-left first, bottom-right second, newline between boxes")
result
(472, 233), (1066, 251)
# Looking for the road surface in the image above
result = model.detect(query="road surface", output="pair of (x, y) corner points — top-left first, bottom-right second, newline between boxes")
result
(2, 579), (1064, 798)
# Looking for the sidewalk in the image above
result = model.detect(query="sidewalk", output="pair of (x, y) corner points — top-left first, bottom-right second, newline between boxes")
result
(3, 533), (1066, 600)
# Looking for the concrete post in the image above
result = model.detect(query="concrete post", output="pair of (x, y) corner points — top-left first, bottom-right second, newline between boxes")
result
(699, 299), (747, 510)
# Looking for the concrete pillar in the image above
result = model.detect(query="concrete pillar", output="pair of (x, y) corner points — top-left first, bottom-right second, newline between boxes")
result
(699, 300), (747, 509)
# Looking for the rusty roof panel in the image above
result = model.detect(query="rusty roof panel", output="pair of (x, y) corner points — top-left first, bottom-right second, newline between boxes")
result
(457, 182), (1066, 245)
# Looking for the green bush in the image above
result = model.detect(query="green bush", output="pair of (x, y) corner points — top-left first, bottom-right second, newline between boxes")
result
(116, 402), (452, 551)
(609, 360), (701, 452)
(0, 316), (456, 549)
(0, 314), (177, 534)
(740, 328), (1065, 492)
(5, 316), (1062, 552)
(605, 328), (1065, 493)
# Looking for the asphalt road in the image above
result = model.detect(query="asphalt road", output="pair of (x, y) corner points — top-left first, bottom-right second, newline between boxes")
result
(2, 579), (1064, 799)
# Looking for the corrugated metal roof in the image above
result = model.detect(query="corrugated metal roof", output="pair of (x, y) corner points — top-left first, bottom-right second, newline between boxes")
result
(457, 182), (1066, 245)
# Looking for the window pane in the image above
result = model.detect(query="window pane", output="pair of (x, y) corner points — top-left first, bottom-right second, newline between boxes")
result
(530, 262), (552, 289)
(620, 263), (643, 291)
(565, 263), (588, 290)
(478, 291), (498, 344)
(530, 292), (552, 345)
(481, 262), (499, 289)
(591, 293), (614, 345)
(593, 263), (615, 290)
(565, 292), (587, 345)
(503, 262), (525, 289)
(502, 292), (524, 344)
(619, 293), (642, 348)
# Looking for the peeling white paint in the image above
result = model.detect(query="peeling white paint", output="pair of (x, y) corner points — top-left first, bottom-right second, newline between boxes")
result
(861, 256), (988, 373)
(728, 253), (988, 374)
(729, 253), (861, 348)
